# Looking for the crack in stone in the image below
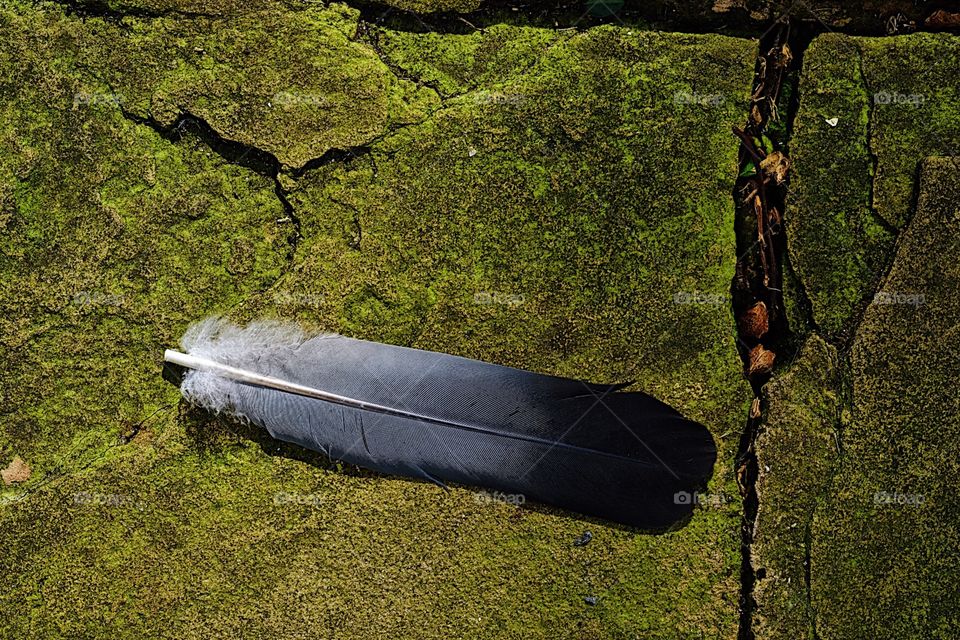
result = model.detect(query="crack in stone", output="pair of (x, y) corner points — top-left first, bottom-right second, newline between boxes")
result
(115, 107), (377, 263)
(118, 107), (303, 261)
(731, 20), (818, 640)
(42, 0), (221, 21)
(113, 106), (380, 322)
(357, 20), (448, 100)
(828, 43), (914, 352)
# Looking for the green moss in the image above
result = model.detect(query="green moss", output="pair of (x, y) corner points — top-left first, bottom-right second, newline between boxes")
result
(376, 24), (566, 98)
(380, 0), (482, 11)
(127, 3), (437, 167)
(809, 157), (960, 639)
(266, 26), (756, 637)
(751, 335), (843, 640)
(0, 18), (289, 481)
(14, 1), (439, 169)
(0, 11), (757, 639)
(787, 32), (960, 340)
(787, 33), (894, 340)
(69, 0), (482, 17)
(857, 34), (960, 228)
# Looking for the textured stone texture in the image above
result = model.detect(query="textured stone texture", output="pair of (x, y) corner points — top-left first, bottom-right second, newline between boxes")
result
(809, 157), (960, 640)
(0, 7), (755, 638)
(787, 32), (960, 340)
(105, 4), (437, 168)
(752, 335), (843, 640)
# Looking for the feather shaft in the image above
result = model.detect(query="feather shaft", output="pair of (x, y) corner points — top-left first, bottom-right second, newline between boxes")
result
(164, 349), (676, 467)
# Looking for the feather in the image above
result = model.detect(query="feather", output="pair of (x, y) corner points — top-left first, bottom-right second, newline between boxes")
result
(164, 317), (717, 529)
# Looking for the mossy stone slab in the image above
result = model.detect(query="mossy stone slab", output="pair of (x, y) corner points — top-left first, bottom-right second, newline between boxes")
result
(56, 3), (437, 168)
(265, 25), (756, 638)
(0, 6), (290, 489)
(1, 13), (756, 640)
(751, 335), (843, 640)
(807, 157), (960, 640)
(787, 32), (960, 339)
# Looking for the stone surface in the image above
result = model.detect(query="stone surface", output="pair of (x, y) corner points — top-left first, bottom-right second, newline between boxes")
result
(381, 0), (482, 11)
(78, 3), (437, 168)
(787, 32), (960, 340)
(809, 157), (960, 640)
(0, 3), (291, 484)
(757, 158), (960, 640)
(752, 335), (843, 640)
(0, 7), (756, 638)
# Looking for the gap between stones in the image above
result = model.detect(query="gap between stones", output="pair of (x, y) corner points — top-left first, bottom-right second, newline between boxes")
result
(46, 0), (958, 39)
(729, 19), (816, 640)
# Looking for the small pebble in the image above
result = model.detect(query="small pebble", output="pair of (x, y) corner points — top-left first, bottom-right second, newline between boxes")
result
(584, 596), (598, 606)
(573, 530), (592, 546)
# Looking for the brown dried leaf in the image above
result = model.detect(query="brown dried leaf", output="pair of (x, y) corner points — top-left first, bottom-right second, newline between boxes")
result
(926, 10), (960, 29)
(739, 301), (769, 339)
(747, 344), (776, 376)
(760, 151), (790, 184)
(769, 206), (782, 227)
(736, 460), (750, 494)
(1, 456), (31, 485)
(775, 43), (793, 68)
(711, 0), (746, 13)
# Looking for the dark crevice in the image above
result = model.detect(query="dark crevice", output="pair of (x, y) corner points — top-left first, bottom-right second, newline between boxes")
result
(288, 147), (373, 180)
(731, 19), (817, 640)
(37, 0), (220, 21)
(38, 0), (960, 39)
(349, 0), (770, 37)
(357, 20), (448, 99)
(348, 0), (960, 38)
(119, 108), (304, 262)
(115, 109), (381, 309)
(118, 109), (371, 267)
